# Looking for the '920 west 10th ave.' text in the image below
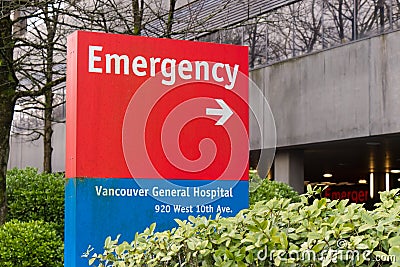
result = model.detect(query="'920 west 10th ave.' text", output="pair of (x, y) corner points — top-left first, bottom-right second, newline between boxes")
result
(155, 203), (233, 214)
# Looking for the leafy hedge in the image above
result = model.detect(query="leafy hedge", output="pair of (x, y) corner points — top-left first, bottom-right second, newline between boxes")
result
(87, 187), (400, 267)
(249, 172), (300, 205)
(5, 168), (294, 235)
(6, 167), (65, 235)
(3, 168), (65, 266)
(0, 220), (63, 267)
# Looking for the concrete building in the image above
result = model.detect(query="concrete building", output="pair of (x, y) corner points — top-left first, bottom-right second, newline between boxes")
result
(8, 0), (400, 207)
(252, 30), (400, 207)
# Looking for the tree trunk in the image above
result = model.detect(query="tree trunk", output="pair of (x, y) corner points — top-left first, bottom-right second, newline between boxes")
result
(338, 0), (344, 42)
(43, 13), (56, 173)
(249, 23), (258, 69)
(0, 95), (15, 224)
(0, 5), (16, 225)
(43, 88), (53, 173)
(378, 0), (385, 32)
(132, 0), (144, 35)
(165, 0), (177, 38)
(352, 0), (358, 40)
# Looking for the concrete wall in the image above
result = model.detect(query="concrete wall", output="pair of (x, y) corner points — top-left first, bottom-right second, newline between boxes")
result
(250, 30), (400, 148)
(8, 123), (65, 172)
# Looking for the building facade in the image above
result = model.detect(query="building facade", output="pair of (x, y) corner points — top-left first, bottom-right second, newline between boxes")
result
(8, 0), (400, 207)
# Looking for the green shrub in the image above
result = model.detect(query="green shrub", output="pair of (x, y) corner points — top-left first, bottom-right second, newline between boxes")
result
(249, 171), (300, 205)
(87, 188), (400, 267)
(6, 167), (65, 235)
(0, 220), (63, 267)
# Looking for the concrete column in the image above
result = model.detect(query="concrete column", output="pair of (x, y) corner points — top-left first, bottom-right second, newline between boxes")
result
(274, 150), (304, 193)
(370, 172), (385, 200)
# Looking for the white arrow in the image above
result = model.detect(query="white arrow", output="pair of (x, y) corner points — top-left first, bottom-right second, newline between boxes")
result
(206, 99), (233, 126)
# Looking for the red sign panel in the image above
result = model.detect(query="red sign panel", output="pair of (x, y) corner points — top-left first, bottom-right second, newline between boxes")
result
(66, 31), (249, 180)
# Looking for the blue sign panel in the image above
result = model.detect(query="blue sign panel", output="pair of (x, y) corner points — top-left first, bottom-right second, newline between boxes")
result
(65, 178), (248, 266)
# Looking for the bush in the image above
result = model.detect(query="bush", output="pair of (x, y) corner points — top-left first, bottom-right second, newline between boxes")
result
(6, 167), (65, 235)
(0, 220), (63, 267)
(87, 188), (400, 267)
(249, 171), (300, 205)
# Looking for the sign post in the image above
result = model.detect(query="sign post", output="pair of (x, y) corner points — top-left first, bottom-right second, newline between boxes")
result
(65, 31), (249, 266)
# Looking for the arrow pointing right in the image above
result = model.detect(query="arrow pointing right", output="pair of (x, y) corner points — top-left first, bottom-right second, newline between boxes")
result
(206, 99), (233, 126)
